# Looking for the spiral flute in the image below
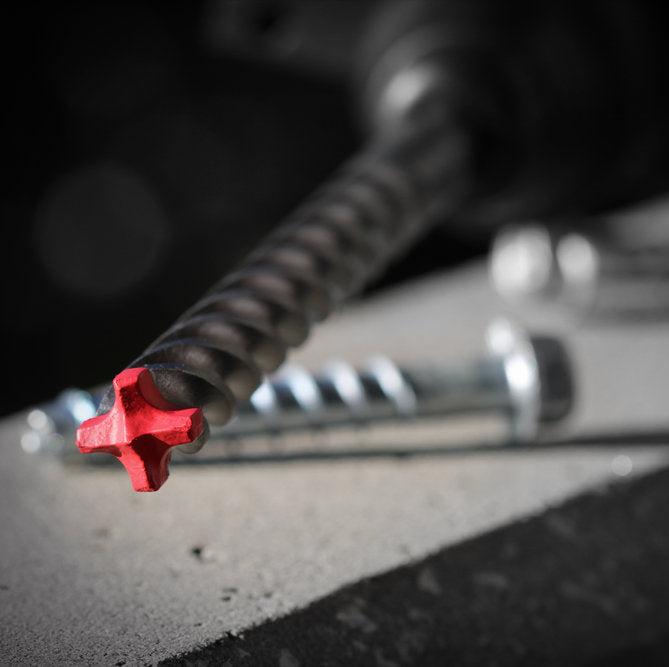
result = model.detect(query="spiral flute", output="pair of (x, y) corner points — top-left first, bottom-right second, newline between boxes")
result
(96, 126), (462, 407)
(76, 121), (470, 489)
(31, 320), (573, 466)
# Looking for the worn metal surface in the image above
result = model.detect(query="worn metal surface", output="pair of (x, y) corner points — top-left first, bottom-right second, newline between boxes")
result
(1, 263), (669, 664)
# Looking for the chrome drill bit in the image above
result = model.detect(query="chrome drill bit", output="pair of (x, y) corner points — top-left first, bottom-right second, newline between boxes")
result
(23, 321), (573, 460)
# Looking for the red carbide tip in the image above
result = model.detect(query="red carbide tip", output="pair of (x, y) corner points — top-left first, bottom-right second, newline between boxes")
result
(76, 368), (204, 492)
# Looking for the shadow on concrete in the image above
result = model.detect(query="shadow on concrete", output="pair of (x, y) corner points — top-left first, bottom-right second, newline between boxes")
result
(170, 430), (669, 467)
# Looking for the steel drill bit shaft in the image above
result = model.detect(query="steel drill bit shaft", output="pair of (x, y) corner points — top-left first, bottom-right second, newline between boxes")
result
(33, 321), (573, 464)
(78, 121), (470, 488)
(221, 320), (573, 444)
(98, 127), (468, 427)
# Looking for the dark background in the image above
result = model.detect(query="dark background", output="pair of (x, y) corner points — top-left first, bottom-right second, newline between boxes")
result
(1, 1), (482, 416)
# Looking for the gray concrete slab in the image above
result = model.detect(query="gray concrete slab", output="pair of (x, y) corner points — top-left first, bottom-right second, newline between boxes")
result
(1, 263), (668, 665)
(164, 467), (669, 666)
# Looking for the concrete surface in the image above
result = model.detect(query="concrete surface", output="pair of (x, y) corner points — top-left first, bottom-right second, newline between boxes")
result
(1, 262), (669, 665)
(165, 467), (669, 666)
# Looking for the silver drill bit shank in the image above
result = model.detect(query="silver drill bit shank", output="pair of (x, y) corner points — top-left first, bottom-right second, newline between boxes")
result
(22, 320), (573, 459)
(226, 319), (572, 444)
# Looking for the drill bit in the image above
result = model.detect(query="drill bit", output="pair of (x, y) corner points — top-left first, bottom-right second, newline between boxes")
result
(32, 320), (573, 469)
(76, 0), (669, 489)
(78, 123), (471, 489)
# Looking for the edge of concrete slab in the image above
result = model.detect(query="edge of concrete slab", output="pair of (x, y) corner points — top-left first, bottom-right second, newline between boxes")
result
(162, 466), (669, 667)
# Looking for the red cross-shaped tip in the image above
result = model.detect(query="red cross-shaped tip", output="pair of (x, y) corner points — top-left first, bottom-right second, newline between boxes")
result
(76, 368), (204, 492)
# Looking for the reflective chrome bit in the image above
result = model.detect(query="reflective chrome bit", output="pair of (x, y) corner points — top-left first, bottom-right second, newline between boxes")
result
(22, 320), (573, 460)
(224, 319), (573, 444)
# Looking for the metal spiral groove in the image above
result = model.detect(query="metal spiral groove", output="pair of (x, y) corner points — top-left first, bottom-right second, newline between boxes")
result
(225, 357), (420, 438)
(99, 126), (466, 434)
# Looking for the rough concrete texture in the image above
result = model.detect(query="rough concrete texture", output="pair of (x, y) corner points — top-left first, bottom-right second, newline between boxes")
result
(1, 263), (669, 664)
(165, 468), (669, 666)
